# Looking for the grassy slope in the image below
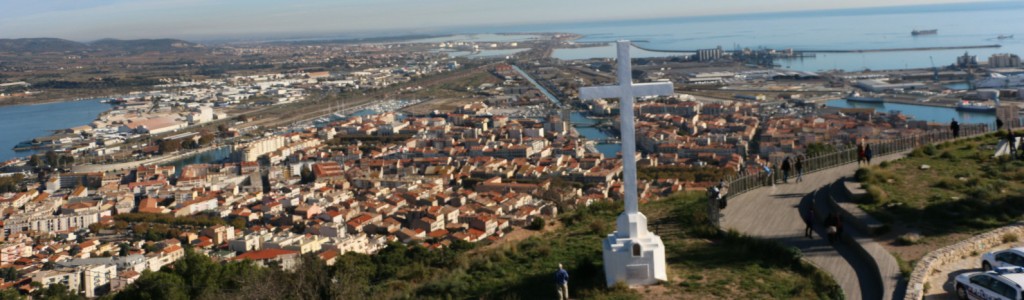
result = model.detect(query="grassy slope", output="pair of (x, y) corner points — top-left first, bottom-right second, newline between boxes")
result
(410, 192), (841, 299)
(859, 133), (1024, 237)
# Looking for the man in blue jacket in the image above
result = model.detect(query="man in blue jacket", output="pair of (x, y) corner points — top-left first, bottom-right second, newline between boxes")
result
(555, 263), (569, 300)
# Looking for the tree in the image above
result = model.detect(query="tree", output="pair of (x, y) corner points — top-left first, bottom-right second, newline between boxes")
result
(198, 133), (215, 145)
(0, 267), (19, 281)
(119, 243), (130, 257)
(300, 165), (314, 184)
(45, 150), (59, 167)
(28, 154), (42, 167)
(159, 140), (183, 153)
(230, 217), (247, 230)
(0, 288), (24, 300)
(115, 271), (188, 300)
(805, 142), (835, 158)
(32, 283), (83, 300)
(529, 217), (546, 231)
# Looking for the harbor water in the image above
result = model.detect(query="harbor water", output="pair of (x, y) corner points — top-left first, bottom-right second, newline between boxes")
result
(519, 1), (1024, 72)
(0, 99), (111, 162)
(825, 99), (997, 127)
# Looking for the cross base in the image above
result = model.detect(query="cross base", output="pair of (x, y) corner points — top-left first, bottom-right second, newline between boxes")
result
(602, 212), (667, 287)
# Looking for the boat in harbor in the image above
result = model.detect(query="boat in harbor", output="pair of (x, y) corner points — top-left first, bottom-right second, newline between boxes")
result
(955, 100), (996, 112)
(912, 29), (938, 36)
(845, 92), (884, 103)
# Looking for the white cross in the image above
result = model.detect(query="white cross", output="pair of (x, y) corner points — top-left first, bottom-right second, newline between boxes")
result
(579, 40), (674, 215)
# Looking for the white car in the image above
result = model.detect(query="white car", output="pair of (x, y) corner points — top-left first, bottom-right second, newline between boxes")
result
(954, 267), (1024, 300)
(983, 248), (1024, 271)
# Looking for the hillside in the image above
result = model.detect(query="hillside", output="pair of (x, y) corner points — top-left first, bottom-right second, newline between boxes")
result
(0, 38), (88, 53)
(2, 192), (841, 299)
(856, 132), (1024, 264)
(90, 38), (201, 52)
(0, 38), (201, 53)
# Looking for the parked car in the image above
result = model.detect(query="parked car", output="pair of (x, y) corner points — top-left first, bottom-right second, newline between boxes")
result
(983, 248), (1024, 271)
(955, 267), (1024, 300)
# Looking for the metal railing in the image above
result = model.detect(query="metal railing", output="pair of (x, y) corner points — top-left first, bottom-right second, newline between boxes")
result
(709, 124), (989, 227)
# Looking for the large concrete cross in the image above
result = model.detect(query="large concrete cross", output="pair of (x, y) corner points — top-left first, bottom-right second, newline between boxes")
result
(580, 41), (674, 218)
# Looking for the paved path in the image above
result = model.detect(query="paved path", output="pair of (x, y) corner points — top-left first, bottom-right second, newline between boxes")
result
(722, 153), (907, 300)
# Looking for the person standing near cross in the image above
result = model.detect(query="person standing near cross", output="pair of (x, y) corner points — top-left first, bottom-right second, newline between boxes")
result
(579, 40), (672, 287)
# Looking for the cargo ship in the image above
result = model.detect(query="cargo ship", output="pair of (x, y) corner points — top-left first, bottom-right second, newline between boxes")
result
(998, 34), (1014, 40)
(844, 92), (884, 103)
(912, 29), (938, 36)
(955, 100), (996, 112)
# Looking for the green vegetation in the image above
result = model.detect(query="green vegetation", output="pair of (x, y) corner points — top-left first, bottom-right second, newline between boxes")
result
(0, 174), (26, 193)
(806, 142), (837, 158)
(641, 193), (842, 299)
(115, 213), (227, 227)
(859, 133), (1024, 236)
(114, 213), (227, 241)
(637, 166), (734, 182)
(99, 192), (839, 299)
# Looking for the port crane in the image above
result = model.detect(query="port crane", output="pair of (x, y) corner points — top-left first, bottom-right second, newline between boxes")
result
(930, 56), (939, 82)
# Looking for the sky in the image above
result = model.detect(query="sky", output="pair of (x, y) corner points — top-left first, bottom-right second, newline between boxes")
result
(0, 0), (997, 41)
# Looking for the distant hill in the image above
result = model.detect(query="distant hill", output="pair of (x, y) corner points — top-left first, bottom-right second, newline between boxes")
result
(90, 38), (201, 52)
(0, 37), (202, 53)
(0, 38), (89, 53)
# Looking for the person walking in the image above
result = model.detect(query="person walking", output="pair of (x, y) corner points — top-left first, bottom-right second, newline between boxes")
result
(857, 143), (865, 166)
(555, 264), (569, 300)
(951, 119), (961, 138)
(795, 156), (804, 183)
(865, 144), (873, 165)
(781, 157), (791, 183)
(803, 206), (815, 238)
(1009, 128), (1018, 159)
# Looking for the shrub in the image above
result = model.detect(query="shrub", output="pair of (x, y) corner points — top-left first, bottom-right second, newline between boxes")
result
(865, 185), (889, 203)
(933, 179), (963, 190)
(1003, 233), (1019, 244)
(897, 233), (923, 245)
(879, 161), (890, 168)
(939, 151), (955, 159)
(923, 145), (938, 156)
(528, 218), (545, 230)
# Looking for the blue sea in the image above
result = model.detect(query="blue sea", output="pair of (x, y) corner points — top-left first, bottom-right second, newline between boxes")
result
(461, 1), (1024, 72)
(0, 99), (111, 161)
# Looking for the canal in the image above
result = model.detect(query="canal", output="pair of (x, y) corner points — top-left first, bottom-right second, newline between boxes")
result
(570, 112), (620, 158)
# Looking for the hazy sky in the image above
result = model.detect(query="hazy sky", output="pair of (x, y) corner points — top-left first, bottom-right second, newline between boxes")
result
(0, 0), (995, 41)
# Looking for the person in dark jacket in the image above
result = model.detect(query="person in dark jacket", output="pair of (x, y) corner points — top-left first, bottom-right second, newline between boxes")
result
(951, 119), (960, 138)
(857, 144), (865, 165)
(865, 144), (873, 165)
(795, 156), (804, 183)
(781, 157), (791, 183)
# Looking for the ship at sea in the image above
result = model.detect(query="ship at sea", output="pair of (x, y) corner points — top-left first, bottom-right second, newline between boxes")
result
(998, 34), (1014, 40)
(912, 29), (938, 36)
(955, 100), (996, 112)
(844, 92), (884, 103)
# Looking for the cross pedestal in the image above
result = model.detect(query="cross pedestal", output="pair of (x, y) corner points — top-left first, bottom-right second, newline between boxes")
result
(579, 40), (673, 287)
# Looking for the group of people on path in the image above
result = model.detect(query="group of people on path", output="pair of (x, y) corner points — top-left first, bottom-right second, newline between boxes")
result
(857, 143), (873, 166)
(779, 156), (803, 184)
(801, 206), (844, 244)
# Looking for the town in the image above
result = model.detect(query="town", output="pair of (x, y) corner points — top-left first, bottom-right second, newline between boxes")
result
(1, 24), (1024, 299)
